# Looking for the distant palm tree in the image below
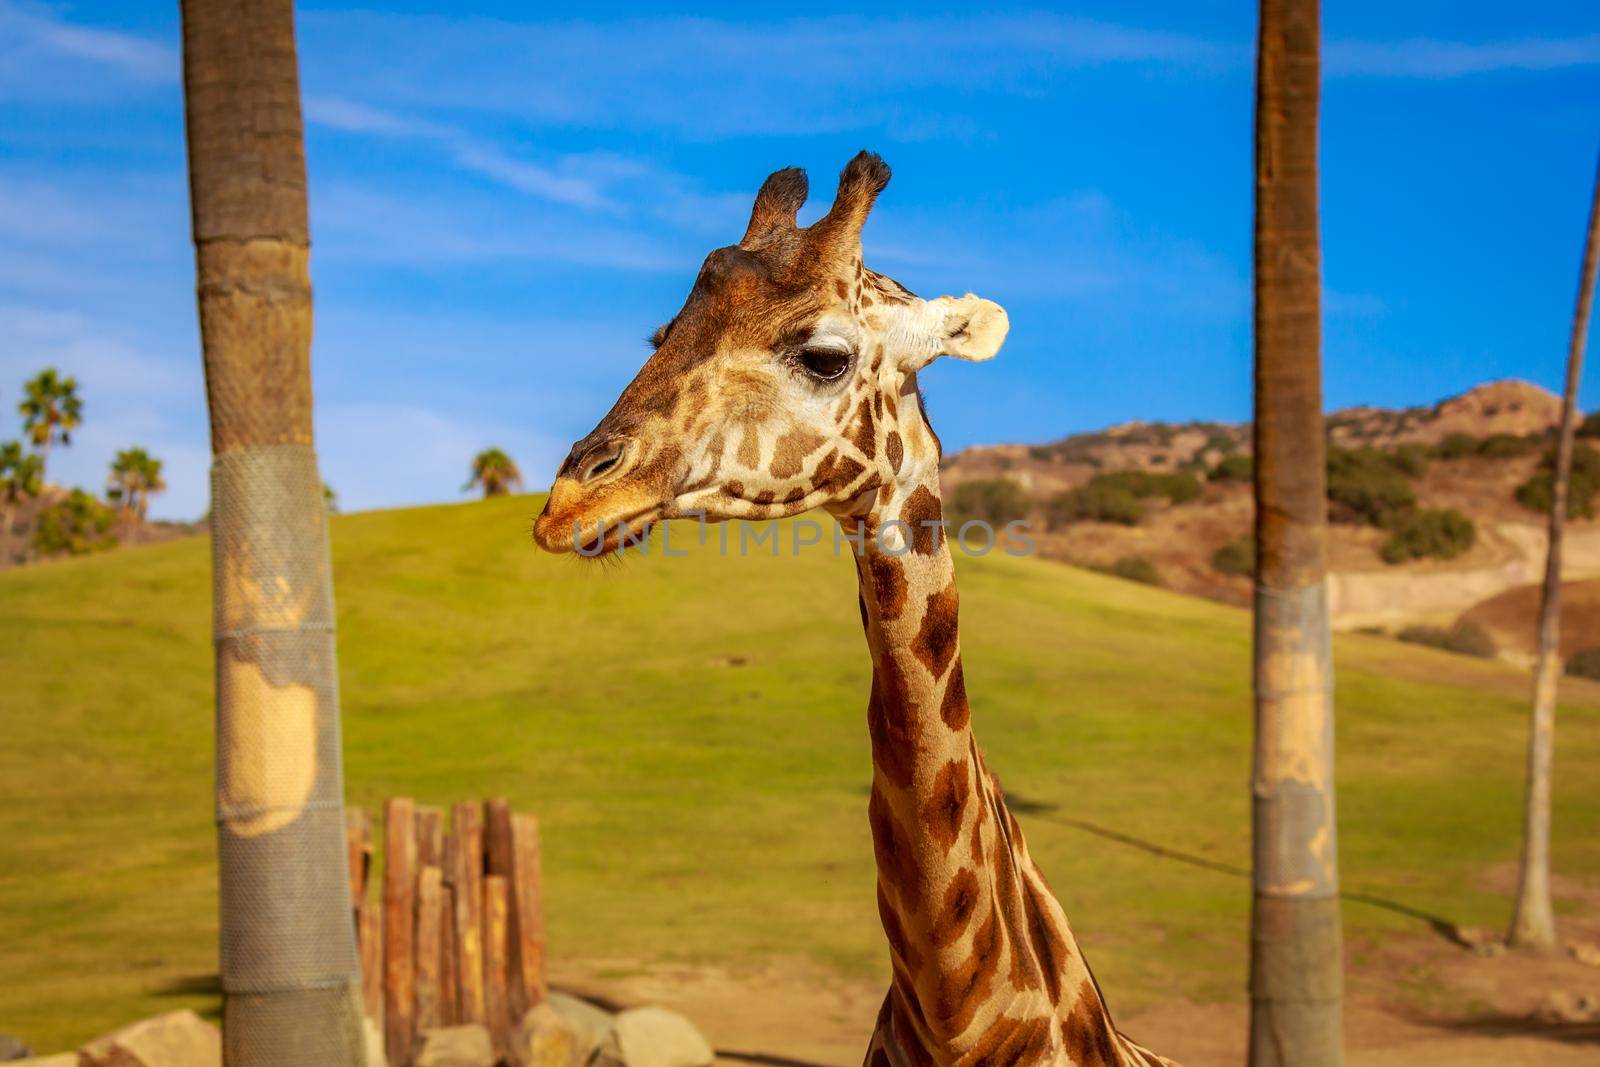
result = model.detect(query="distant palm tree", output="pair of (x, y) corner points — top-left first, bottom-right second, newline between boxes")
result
(107, 447), (168, 522)
(1, 440), (44, 563)
(18, 368), (82, 480)
(1510, 150), (1600, 954)
(466, 448), (524, 497)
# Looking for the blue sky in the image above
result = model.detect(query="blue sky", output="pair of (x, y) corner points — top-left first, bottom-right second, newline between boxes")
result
(1, 1), (1597, 519)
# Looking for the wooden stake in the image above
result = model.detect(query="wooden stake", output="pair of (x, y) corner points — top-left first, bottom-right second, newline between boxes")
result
(483, 874), (512, 1055)
(382, 798), (416, 1067)
(509, 813), (548, 1012)
(416, 807), (443, 869)
(415, 866), (444, 1032)
(439, 881), (459, 1026)
(358, 893), (383, 1025)
(450, 804), (486, 1025)
(484, 797), (513, 877)
(346, 807), (372, 909)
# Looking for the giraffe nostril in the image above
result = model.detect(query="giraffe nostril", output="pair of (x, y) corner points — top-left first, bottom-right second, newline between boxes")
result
(576, 438), (631, 484)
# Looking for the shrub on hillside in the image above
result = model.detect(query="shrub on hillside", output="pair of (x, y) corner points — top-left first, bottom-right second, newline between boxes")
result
(1210, 453), (1253, 482)
(1567, 647), (1600, 681)
(1477, 432), (1539, 459)
(1097, 555), (1160, 585)
(1211, 535), (1255, 577)
(1580, 413), (1600, 439)
(948, 477), (1031, 527)
(1326, 447), (1417, 526)
(1046, 484), (1144, 527)
(1380, 508), (1476, 564)
(1397, 621), (1496, 659)
(1388, 442), (1432, 477)
(33, 489), (117, 556)
(1513, 443), (1600, 520)
(1436, 433), (1481, 460)
(1089, 469), (1202, 504)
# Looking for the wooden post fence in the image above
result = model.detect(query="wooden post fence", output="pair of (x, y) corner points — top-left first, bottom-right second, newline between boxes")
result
(350, 799), (548, 1067)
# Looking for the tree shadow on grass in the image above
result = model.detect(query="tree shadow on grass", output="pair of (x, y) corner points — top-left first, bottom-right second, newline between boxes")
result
(1003, 791), (1473, 949)
(1428, 1015), (1600, 1046)
(149, 973), (222, 1023)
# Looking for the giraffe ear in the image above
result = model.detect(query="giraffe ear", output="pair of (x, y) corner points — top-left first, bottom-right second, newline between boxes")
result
(906, 294), (1008, 371)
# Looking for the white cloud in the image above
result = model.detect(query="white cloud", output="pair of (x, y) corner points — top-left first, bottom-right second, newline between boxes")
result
(0, 1), (176, 93)
(1327, 35), (1600, 78)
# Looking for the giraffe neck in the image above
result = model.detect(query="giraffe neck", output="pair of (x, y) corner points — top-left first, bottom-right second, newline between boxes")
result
(837, 402), (1137, 1063)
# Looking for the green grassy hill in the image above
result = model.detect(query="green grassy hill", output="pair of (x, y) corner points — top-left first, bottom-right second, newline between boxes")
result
(3, 493), (1598, 1051)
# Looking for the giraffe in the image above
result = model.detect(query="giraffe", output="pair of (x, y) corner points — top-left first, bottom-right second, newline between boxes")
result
(532, 153), (1177, 1067)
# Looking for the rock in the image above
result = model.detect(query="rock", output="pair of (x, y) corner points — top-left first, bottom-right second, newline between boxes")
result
(508, 1004), (583, 1067)
(12, 1057), (74, 1067)
(362, 1016), (388, 1067)
(0, 1035), (31, 1061)
(79, 1010), (221, 1067)
(1535, 990), (1600, 1024)
(543, 992), (615, 1053)
(1570, 940), (1600, 967)
(611, 1007), (713, 1067)
(412, 1025), (495, 1067)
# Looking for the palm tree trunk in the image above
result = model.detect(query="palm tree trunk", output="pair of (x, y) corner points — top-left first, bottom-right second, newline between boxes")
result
(1249, 1), (1343, 1064)
(1, 501), (13, 563)
(179, 3), (365, 1064)
(1509, 151), (1600, 953)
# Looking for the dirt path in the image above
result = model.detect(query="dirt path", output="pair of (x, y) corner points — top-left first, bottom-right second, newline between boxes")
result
(556, 923), (1600, 1067)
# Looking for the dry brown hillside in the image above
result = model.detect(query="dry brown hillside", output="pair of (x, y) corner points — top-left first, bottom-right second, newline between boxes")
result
(942, 380), (1600, 648)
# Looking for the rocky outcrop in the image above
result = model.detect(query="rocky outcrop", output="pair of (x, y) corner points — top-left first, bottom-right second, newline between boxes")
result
(78, 1010), (220, 1067)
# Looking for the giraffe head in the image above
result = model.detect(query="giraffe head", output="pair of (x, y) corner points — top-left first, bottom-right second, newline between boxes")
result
(533, 152), (1008, 556)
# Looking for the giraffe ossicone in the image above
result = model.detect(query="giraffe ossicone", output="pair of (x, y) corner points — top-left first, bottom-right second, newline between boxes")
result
(533, 153), (1176, 1067)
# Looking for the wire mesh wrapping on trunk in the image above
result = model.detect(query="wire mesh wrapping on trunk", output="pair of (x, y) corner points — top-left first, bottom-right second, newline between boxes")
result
(212, 443), (364, 1064)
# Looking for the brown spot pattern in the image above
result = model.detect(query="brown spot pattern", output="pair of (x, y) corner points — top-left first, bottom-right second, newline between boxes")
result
(901, 485), (943, 555)
(1063, 980), (1120, 1066)
(865, 554), (907, 621)
(868, 786), (923, 913)
(930, 866), (978, 949)
(940, 661), (969, 730)
(867, 657), (919, 789)
(829, 454), (866, 490)
(922, 759), (970, 856)
(850, 395), (876, 456)
(931, 907), (1000, 1037)
(877, 885), (923, 975)
(961, 1015), (1055, 1067)
(736, 424), (761, 469)
(886, 431), (904, 474)
(770, 426), (824, 479)
(1024, 871), (1072, 1004)
(910, 583), (960, 680)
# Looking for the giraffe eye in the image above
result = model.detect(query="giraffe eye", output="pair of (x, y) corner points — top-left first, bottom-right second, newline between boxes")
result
(797, 347), (851, 382)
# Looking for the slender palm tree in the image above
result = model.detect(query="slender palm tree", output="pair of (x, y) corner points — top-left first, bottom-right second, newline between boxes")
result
(1249, 1), (1343, 1064)
(180, 1), (364, 1063)
(1, 440), (44, 563)
(1510, 150), (1600, 953)
(108, 447), (167, 522)
(466, 447), (524, 498)
(18, 368), (82, 480)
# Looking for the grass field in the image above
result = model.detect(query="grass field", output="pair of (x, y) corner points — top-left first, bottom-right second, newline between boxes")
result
(3, 492), (1599, 1053)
